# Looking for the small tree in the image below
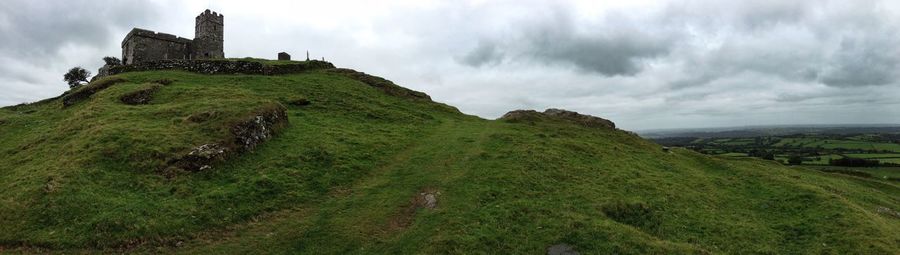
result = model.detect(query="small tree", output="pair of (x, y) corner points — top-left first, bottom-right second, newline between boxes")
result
(63, 67), (91, 88)
(102, 56), (122, 66)
(787, 156), (804, 165)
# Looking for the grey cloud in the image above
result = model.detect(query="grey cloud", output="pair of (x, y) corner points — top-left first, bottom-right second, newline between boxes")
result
(0, 0), (161, 59)
(460, 41), (502, 67)
(459, 7), (673, 76)
(0, 0), (162, 106)
(818, 37), (899, 87)
(525, 27), (671, 76)
(659, 0), (900, 90)
(774, 89), (890, 105)
(663, 1), (812, 31)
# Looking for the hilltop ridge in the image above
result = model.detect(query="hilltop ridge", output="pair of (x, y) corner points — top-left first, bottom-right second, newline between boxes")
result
(0, 60), (897, 254)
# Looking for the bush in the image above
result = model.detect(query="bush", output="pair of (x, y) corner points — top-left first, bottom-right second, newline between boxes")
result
(748, 149), (775, 160)
(787, 156), (804, 165)
(63, 67), (91, 88)
(102, 56), (122, 66)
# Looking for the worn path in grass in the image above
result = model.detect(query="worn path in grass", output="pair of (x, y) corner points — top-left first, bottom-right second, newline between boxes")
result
(164, 118), (495, 253)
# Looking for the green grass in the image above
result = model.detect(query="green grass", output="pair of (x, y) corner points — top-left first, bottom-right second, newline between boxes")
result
(1, 70), (898, 254)
(861, 167), (900, 179)
(712, 138), (755, 146)
(804, 154), (843, 165)
(811, 166), (900, 179)
(773, 137), (805, 147)
(227, 57), (315, 66)
(878, 158), (900, 164)
(771, 137), (900, 152)
(821, 141), (900, 152)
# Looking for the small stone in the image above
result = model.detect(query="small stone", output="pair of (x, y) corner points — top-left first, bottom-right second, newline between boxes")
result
(189, 143), (227, 159)
(876, 206), (900, 218)
(547, 244), (579, 255)
(423, 193), (437, 209)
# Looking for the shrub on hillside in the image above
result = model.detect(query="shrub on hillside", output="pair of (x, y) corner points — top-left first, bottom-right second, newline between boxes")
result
(63, 67), (91, 88)
(748, 149), (775, 160)
(787, 156), (804, 165)
(102, 56), (122, 66)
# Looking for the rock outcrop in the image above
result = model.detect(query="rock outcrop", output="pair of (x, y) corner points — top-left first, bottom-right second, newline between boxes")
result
(326, 68), (432, 100)
(500, 108), (616, 129)
(119, 84), (162, 105)
(542, 108), (615, 129)
(230, 104), (289, 152)
(176, 143), (228, 172)
(171, 103), (288, 172)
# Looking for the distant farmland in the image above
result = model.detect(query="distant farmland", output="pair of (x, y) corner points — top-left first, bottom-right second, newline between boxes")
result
(650, 129), (900, 180)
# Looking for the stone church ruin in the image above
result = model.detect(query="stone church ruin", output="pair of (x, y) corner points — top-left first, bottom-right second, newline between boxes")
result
(121, 9), (224, 65)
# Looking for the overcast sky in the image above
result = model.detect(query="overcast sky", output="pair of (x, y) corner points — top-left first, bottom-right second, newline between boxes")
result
(2, 0), (900, 130)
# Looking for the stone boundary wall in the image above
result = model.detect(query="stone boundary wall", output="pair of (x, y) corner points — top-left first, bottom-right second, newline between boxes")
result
(106, 60), (336, 76)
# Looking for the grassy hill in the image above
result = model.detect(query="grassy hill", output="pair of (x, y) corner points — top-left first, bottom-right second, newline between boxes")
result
(0, 62), (898, 254)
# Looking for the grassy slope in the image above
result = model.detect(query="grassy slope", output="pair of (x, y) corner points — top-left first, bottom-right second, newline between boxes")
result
(0, 70), (898, 254)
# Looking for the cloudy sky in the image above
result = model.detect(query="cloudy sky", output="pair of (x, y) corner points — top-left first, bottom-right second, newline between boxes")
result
(2, 0), (900, 130)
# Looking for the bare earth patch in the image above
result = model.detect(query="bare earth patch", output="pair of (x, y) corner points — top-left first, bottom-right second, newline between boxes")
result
(388, 188), (440, 232)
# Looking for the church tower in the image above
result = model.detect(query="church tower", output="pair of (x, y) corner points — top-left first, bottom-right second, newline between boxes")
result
(193, 9), (224, 59)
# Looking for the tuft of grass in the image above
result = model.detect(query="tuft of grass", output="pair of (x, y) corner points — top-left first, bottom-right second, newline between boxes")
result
(602, 201), (660, 233)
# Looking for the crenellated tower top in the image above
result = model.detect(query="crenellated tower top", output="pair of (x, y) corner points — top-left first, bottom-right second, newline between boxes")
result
(193, 9), (224, 59)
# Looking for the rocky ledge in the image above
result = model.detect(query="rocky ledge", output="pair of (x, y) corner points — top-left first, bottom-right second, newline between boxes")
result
(500, 108), (615, 129)
(326, 68), (432, 100)
(169, 103), (288, 174)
